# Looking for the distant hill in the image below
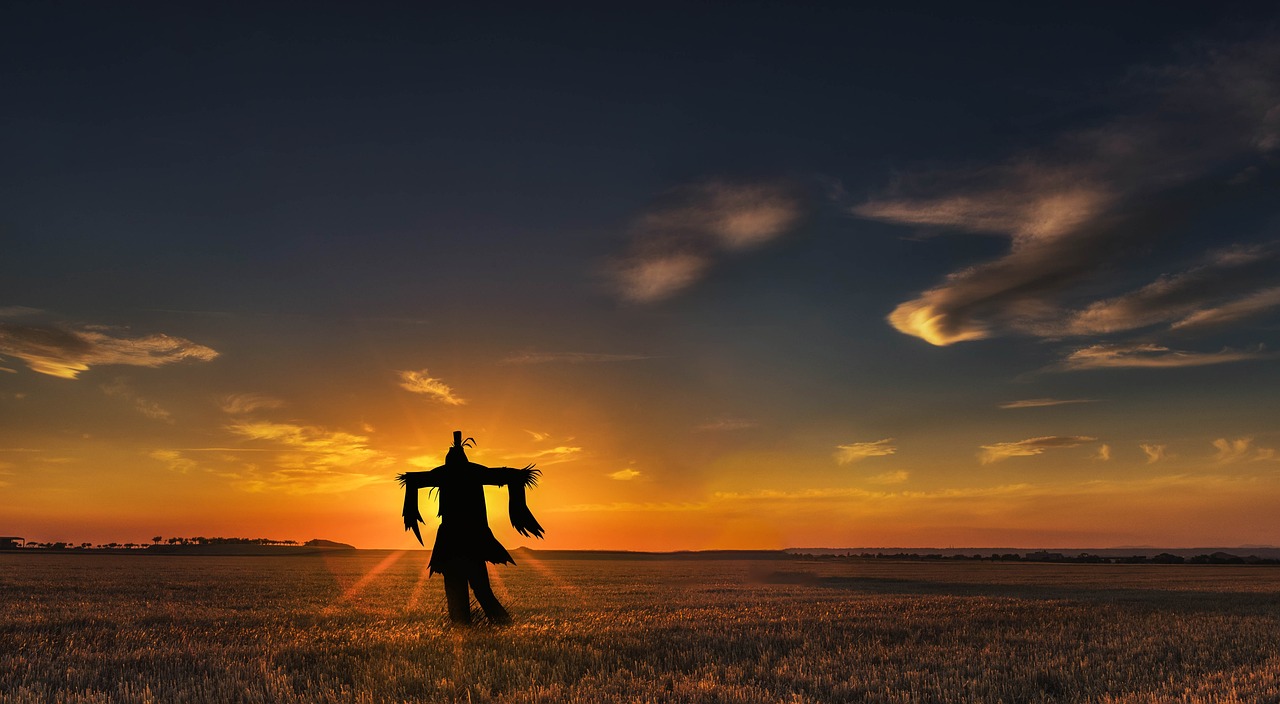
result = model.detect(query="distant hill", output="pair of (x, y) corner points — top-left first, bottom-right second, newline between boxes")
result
(303, 539), (356, 549)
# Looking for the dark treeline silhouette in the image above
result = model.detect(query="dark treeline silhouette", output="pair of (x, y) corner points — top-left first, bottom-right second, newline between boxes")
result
(8, 536), (309, 550)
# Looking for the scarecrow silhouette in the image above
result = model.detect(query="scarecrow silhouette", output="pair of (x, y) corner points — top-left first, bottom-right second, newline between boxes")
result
(397, 431), (544, 625)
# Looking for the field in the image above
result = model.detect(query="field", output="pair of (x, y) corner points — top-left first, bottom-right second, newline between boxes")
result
(3, 552), (1280, 703)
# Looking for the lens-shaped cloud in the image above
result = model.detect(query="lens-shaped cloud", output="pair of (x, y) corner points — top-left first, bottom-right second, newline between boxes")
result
(396, 369), (465, 405)
(979, 436), (1096, 464)
(834, 438), (896, 465)
(610, 180), (807, 302)
(0, 322), (218, 379)
(856, 34), (1280, 348)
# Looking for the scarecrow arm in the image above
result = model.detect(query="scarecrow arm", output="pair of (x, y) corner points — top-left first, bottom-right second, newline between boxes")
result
(395, 468), (442, 546)
(469, 462), (540, 489)
(474, 463), (545, 539)
(397, 468), (443, 489)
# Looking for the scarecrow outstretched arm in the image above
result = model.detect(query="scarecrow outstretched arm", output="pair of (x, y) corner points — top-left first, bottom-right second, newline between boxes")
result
(467, 462), (541, 489)
(395, 468), (443, 546)
(467, 462), (545, 539)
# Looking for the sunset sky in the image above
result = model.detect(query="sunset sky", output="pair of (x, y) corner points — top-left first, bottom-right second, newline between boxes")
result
(3, 3), (1280, 550)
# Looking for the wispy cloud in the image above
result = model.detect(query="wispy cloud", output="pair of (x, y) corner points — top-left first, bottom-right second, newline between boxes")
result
(608, 468), (641, 481)
(227, 421), (385, 468)
(1140, 443), (1168, 464)
(396, 369), (465, 405)
(1172, 285), (1280, 331)
(1094, 444), (1112, 461)
(999, 398), (1098, 409)
(150, 449), (197, 473)
(0, 306), (43, 318)
(0, 322), (218, 379)
(549, 500), (708, 513)
(500, 351), (655, 365)
(101, 378), (172, 423)
(1055, 244), (1280, 336)
(525, 430), (551, 442)
(610, 180), (807, 302)
(867, 470), (910, 485)
(518, 445), (582, 465)
(1211, 437), (1278, 464)
(1058, 343), (1273, 371)
(153, 420), (395, 494)
(979, 435), (1095, 464)
(695, 417), (759, 432)
(219, 393), (285, 415)
(854, 34), (1280, 347)
(834, 438), (896, 465)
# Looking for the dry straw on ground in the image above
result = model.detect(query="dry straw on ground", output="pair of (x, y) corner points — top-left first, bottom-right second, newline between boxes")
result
(2, 553), (1280, 702)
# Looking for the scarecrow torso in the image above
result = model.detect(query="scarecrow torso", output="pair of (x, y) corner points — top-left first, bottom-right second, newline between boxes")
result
(428, 464), (513, 573)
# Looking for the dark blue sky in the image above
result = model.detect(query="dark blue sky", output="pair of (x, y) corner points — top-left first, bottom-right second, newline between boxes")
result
(3, 2), (1280, 548)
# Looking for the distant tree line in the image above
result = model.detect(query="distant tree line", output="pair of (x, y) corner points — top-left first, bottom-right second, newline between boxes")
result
(14, 536), (302, 550)
(795, 551), (1280, 565)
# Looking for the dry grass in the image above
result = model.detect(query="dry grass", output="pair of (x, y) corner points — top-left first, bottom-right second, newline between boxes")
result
(3, 553), (1280, 702)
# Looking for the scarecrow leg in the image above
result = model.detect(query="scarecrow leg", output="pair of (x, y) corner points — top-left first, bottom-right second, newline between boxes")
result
(468, 562), (511, 624)
(443, 568), (472, 625)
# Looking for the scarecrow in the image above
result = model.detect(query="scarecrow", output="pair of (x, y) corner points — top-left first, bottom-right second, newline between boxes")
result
(397, 431), (544, 624)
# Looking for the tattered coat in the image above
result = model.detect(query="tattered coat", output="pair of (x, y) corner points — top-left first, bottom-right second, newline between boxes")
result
(398, 462), (542, 575)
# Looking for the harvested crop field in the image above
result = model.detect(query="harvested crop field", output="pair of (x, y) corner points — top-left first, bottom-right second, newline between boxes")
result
(3, 552), (1280, 703)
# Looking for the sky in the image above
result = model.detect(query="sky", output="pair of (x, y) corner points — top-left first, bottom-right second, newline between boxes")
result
(3, 3), (1279, 550)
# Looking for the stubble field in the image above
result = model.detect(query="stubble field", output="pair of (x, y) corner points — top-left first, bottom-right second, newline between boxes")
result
(3, 552), (1280, 703)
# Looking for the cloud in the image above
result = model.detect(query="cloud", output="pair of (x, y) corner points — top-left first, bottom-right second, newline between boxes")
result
(615, 254), (710, 303)
(0, 306), (43, 318)
(153, 420), (397, 494)
(999, 398), (1098, 409)
(1056, 244), (1280, 336)
(1093, 444), (1112, 462)
(854, 34), (1280, 347)
(1058, 342), (1273, 371)
(396, 369), (465, 405)
(834, 438), (896, 465)
(1172, 286), (1280, 331)
(695, 417), (759, 432)
(867, 470), (909, 485)
(608, 468), (641, 481)
(1140, 444), (1168, 464)
(519, 445), (582, 465)
(1211, 437), (1278, 464)
(220, 393), (285, 415)
(500, 352), (655, 365)
(610, 180), (806, 302)
(150, 449), (197, 473)
(227, 421), (382, 465)
(0, 323), (218, 379)
(525, 430), (551, 442)
(979, 435), (1095, 464)
(101, 379), (172, 423)
(550, 500), (708, 513)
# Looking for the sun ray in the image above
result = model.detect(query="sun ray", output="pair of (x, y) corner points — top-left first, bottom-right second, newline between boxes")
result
(406, 552), (434, 611)
(331, 550), (404, 609)
(488, 564), (512, 604)
(519, 552), (579, 596)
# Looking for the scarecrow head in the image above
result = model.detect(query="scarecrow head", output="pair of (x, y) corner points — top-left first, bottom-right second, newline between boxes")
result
(445, 430), (474, 465)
